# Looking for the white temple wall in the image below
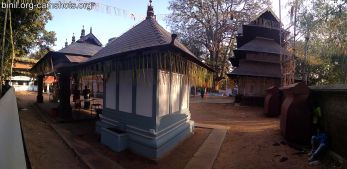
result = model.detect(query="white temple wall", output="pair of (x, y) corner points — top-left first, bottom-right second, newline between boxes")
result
(158, 70), (170, 117)
(136, 69), (153, 117)
(103, 68), (190, 117)
(171, 73), (181, 113)
(119, 70), (133, 113)
(181, 76), (189, 111)
(105, 71), (116, 109)
(158, 70), (189, 117)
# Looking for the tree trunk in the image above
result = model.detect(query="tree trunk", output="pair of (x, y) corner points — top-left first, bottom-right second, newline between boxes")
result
(36, 75), (44, 103)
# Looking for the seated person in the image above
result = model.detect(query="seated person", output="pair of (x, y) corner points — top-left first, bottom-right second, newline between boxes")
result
(309, 128), (328, 162)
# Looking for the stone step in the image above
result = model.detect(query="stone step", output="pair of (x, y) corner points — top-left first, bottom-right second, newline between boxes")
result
(184, 127), (227, 169)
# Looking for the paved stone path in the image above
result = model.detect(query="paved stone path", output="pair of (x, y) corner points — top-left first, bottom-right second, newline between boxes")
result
(184, 123), (229, 169)
(52, 124), (125, 169)
(35, 104), (124, 169)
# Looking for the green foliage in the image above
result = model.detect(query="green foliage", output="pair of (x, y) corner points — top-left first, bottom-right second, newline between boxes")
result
(29, 30), (56, 59)
(0, 1), (55, 80)
(14, 57), (38, 64)
(167, 0), (271, 88)
(293, 0), (347, 85)
(75, 52), (213, 88)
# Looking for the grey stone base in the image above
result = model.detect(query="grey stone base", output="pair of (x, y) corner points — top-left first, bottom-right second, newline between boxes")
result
(101, 128), (128, 152)
(97, 116), (194, 159)
(128, 120), (194, 159)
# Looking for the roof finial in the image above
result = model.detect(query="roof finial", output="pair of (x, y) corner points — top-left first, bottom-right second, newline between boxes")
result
(90, 26), (92, 33)
(65, 38), (68, 47)
(81, 25), (85, 38)
(72, 33), (75, 43)
(146, 0), (155, 19)
(171, 34), (177, 45)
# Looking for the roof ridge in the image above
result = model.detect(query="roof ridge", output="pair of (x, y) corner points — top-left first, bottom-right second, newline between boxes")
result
(149, 18), (171, 44)
(111, 19), (147, 42)
(76, 32), (102, 46)
(255, 36), (275, 41)
(250, 7), (282, 25)
(88, 17), (202, 67)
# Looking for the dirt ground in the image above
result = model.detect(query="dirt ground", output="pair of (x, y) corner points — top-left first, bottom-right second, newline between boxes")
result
(58, 121), (211, 169)
(17, 91), (337, 169)
(190, 100), (332, 169)
(17, 92), (88, 169)
(17, 91), (211, 169)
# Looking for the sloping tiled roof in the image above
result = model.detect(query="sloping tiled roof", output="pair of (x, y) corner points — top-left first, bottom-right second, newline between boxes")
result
(234, 37), (290, 56)
(228, 60), (281, 78)
(82, 4), (214, 71)
(77, 33), (102, 46)
(13, 62), (32, 70)
(65, 55), (89, 63)
(250, 8), (281, 25)
(59, 42), (102, 56)
(32, 30), (103, 74)
(89, 18), (195, 61)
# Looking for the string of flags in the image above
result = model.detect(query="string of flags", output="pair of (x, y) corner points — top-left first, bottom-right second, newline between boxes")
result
(75, 0), (168, 21)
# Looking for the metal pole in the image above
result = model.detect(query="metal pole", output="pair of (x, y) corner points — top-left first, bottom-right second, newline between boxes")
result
(279, 0), (283, 86)
(292, 0), (298, 85)
(9, 9), (15, 84)
(1, 7), (9, 95)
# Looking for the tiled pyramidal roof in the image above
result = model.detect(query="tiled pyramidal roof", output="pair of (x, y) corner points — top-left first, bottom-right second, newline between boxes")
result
(90, 18), (195, 62)
(59, 32), (103, 57)
(87, 1), (200, 65)
(229, 8), (290, 78)
(83, 2), (214, 71)
(31, 28), (104, 73)
(235, 37), (290, 56)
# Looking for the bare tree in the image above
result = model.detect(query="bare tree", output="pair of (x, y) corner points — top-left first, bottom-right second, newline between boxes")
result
(168, 0), (271, 89)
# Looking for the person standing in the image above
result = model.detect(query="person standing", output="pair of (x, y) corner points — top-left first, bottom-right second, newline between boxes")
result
(200, 88), (205, 99)
(82, 85), (91, 109)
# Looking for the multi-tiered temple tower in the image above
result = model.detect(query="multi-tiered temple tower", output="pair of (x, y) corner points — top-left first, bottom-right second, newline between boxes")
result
(228, 9), (292, 105)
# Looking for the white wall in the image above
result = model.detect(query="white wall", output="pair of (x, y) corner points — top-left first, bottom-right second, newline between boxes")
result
(105, 71), (116, 109)
(0, 88), (27, 169)
(181, 76), (189, 111)
(171, 73), (181, 113)
(12, 84), (37, 91)
(136, 69), (153, 117)
(158, 70), (189, 117)
(119, 70), (132, 113)
(158, 71), (170, 117)
(105, 69), (190, 117)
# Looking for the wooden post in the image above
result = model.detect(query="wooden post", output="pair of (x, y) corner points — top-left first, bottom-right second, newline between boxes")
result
(72, 73), (80, 101)
(194, 86), (197, 96)
(36, 75), (44, 103)
(58, 72), (72, 119)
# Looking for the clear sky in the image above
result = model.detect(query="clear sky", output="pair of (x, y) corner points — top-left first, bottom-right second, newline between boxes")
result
(46, 0), (291, 51)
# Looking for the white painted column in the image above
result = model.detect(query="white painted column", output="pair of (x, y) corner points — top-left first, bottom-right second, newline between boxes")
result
(46, 83), (50, 94)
